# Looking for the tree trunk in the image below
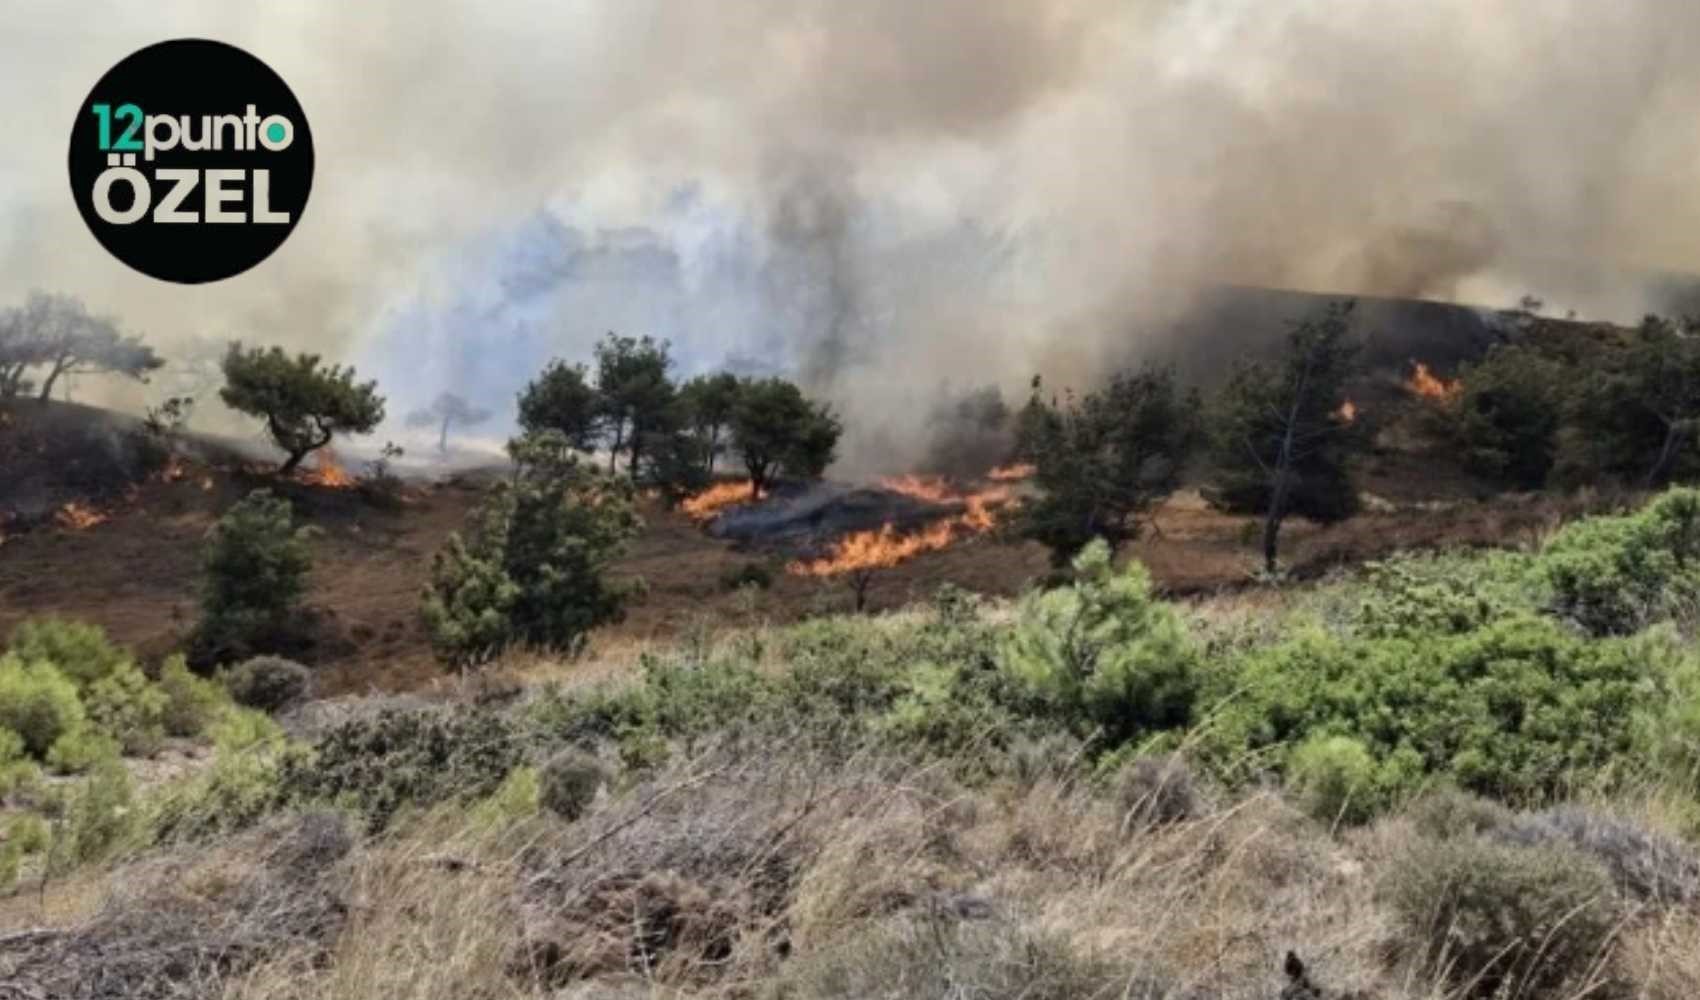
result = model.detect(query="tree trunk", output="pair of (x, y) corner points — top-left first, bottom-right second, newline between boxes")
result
(36, 358), (68, 403)
(607, 422), (624, 474)
(1647, 420), (1683, 487)
(705, 426), (719, 476)
(279, 448), (310, 475)
(850, 569), (875, 612)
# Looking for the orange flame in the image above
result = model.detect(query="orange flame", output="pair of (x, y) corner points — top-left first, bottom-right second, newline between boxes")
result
(55, 501), (108, 531)
(300, 449), (356, 488)
(1406, 362), (1461, 401)
(1335, 398), (1358, 424)
(789, 485), (1009, 577)
(681, 479), (758, 521)
(987, 462), (1036, 482)
(879, 474), (960, 504)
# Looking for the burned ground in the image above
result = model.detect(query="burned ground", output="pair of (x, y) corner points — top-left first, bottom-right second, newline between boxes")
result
(0, 392), (1613, 698)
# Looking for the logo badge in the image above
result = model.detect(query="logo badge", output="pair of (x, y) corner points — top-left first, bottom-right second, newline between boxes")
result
(68, 39), (314, 284)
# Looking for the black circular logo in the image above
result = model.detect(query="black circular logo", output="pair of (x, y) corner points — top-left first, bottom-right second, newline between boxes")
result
(68, 39), (314, 284)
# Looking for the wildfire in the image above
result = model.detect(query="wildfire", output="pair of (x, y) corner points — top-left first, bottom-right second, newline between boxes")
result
(55, 501), (108, 531)
(879, 473), (959, 504)
(789, 482), (1009, 577)
(300, 449), (356, 488)
(681, 479), (759, 521)
(1335, 398), (1358, 424)
(1406, 362), (1461, 401)
(987, 462), (1036, 482)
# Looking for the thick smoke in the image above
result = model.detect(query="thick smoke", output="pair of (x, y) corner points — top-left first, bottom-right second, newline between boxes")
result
(3, 0), (1699, 473)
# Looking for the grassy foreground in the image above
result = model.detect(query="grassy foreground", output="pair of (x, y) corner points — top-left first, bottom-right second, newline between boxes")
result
(9, 491), (1700, 997)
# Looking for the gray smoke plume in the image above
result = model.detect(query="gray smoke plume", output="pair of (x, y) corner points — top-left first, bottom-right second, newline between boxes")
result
(4, 0), (1700, 472)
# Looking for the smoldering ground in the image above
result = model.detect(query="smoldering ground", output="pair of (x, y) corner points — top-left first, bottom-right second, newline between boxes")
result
(3, 0), (1699, 474)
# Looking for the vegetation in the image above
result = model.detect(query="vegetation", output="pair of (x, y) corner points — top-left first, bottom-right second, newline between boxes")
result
(420, 430), (642, 665)
(193, 490), (315, 666)
(0, 290), (163, 401)
(1012, 366), (1198, 563)
(727, 375), (842, 496)
(1445, 343), (1566, 488)
(1208, 302), (1362, 573)
(219, 343), (386, 474)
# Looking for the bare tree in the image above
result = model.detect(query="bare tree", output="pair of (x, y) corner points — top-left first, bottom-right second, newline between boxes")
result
(406, 391), (493, 454)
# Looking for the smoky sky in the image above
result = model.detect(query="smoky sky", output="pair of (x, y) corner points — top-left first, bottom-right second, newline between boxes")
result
(3, 0), (1698, 473)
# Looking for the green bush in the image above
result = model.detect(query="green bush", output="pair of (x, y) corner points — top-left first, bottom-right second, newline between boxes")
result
(5, 618), (129, 688)
(0, 729), (40, 800)
(223, 655), (312, 713)
(1287, 735), (1379, 826)
(82, 659), (168, 756)
(194, 489), (314, 666)
(538, 749), (610, 820)
(421, 430), (641, 667)
(1445, 345), (1565, 488)
(1203, 614), (1647, 806)
(0, 655), (86, 757)
(999, 540), (1198, 747)
(150, 730), (295, 842)
(276, 707), (522, 832)
(1380, 836), (1619, 999)
(46, 728), (121, 774)
(157, 655), (229, 737)
(1538, 487), (1700, 635)
(45, 757), (144, 870)
(1352, 551), (1537, 639)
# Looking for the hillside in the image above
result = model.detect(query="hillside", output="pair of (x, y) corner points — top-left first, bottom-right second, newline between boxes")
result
(0, 395), (1608, 697)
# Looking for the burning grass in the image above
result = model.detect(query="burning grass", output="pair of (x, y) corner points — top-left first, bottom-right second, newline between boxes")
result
(54, 500), (109, 531)
(298, 449), (356, 489)
(680, 478), (759, 521)
(1406, 360), (1462, 401)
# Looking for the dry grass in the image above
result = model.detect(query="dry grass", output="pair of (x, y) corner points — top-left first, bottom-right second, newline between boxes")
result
(15, 734), (1683, 1000)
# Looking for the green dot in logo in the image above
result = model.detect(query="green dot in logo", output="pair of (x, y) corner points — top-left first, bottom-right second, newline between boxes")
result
(266, 121), (286, 143)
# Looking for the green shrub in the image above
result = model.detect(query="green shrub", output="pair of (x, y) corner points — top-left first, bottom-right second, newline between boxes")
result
(46, 728), (120, 774)
(999, 540), (1198, 747)
(1287, 735), (1379, 826)
(1538, 487), (1700, 635)
(0, 728), (41, 800)
(82, 659), (168, 755)
(1352, 551), (1537, 639)
(55, 757), (143, 869)
(150, 733), (295, 842)
(0, 655), (86, 757)
(420, 431), (641, 667)
(1445, 344), (1565, 488)
(157, 655), (228, 737)
(5, 618), (130, 688)
(1203, 614), (1647, 806)
(471, 765), (541, 827)
(194, 489), (314, 666)
(538, 749), (610, 820)
(223, 655), (312, 713)
(1380, 836), (1619, 999)
(276, 708), (522, 832)
(7, 813), (49, 855)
